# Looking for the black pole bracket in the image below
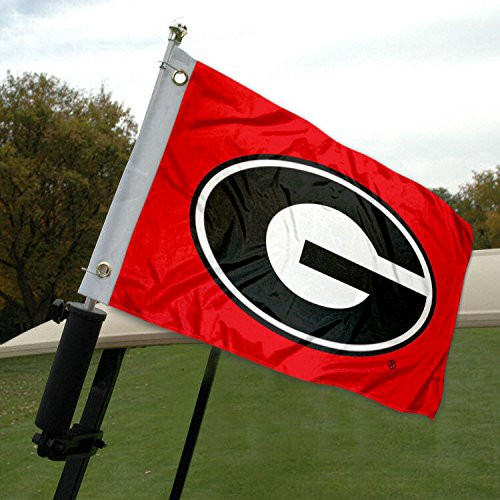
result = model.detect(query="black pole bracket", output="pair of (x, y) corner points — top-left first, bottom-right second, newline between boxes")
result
(50, 299), (69, 324)
(35, 301), (107, 436)
(32, 424), (106, 462)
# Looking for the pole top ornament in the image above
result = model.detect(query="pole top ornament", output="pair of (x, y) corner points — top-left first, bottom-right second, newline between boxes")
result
(169, 21), (188, 44)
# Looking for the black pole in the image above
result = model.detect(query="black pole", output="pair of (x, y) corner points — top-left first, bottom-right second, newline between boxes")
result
(53, 348), (126, 499)
(169, 347), (221, 500)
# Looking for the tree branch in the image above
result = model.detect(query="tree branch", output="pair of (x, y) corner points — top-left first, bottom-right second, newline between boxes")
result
(0, 257), (15, 268)
(0, 288), (21, 308)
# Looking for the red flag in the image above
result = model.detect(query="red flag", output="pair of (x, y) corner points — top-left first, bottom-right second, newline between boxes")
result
(80, 45), (472, 418)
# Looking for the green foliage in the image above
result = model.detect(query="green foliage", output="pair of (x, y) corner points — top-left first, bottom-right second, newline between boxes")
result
(432, 166), (499, 249)
(0, 72), (137, 340)
(430, 186), (459, 208)
(455, 167), (500, 249)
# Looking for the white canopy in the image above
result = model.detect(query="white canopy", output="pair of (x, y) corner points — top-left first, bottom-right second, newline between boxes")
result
(1, 249), (498, 359)
(0, 305), (198, 359)
(454, 248), (500, 328)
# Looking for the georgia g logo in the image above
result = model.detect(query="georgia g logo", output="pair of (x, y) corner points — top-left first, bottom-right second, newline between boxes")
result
(191, 156), (435, 355)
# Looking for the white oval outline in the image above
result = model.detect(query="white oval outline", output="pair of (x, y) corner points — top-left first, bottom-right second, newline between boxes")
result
(194, 158), (433, 353)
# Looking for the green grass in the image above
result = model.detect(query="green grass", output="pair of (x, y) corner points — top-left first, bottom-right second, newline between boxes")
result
(1, 328), (499, 499)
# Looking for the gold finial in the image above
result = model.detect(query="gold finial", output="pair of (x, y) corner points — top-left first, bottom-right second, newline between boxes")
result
(169, 21), (188, 45)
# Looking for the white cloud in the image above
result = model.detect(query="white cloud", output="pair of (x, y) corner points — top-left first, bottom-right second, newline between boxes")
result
(1, 0), (499, 190)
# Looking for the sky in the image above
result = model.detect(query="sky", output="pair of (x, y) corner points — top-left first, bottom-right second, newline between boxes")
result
(0, 0), (499, 191)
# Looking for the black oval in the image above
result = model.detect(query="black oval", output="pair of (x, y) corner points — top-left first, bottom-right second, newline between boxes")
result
(191, 155), (436, 355)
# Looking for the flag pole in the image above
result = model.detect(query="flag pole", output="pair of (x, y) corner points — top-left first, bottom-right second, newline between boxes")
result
(32, 21), (193, 498)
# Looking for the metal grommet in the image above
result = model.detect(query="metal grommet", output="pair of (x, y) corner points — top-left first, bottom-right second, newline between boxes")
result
(96, 262), (112, 278)
(172, 69), (188, 86)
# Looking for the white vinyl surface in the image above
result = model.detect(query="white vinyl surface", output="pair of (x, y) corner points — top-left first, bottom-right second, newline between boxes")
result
(455, 248), (500, 328)
(0, 305), (198, 359)
(0, 249), (498, 359)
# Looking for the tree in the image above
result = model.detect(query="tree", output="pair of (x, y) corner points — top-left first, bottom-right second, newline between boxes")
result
(455, 167), (499, 249)
(430, 187), (459, 210)
(432, 166), (499, 250)
(0, 72), (137, 341)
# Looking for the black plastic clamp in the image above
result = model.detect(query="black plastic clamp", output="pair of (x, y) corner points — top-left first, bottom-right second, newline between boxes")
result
(50, 299), (69, 324)
(32, 424), (106, 461)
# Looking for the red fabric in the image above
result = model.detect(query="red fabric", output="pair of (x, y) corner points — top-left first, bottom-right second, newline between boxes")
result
(110, 62), (472, 418)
